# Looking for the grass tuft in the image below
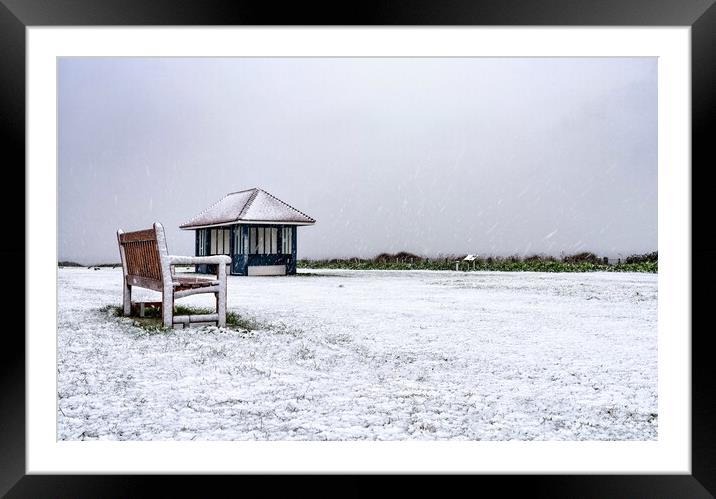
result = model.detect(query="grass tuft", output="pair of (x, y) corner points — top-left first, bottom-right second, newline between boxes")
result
(100, 304), (261, 333)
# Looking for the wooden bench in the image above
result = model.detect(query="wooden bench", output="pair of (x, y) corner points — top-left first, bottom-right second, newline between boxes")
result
(116, 222), (231, 328)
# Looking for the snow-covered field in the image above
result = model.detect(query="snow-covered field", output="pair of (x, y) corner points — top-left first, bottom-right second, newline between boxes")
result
(57, 268), (657, 441)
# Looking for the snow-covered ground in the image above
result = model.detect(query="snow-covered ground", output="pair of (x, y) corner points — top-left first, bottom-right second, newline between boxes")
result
(57, 268), (657, 441)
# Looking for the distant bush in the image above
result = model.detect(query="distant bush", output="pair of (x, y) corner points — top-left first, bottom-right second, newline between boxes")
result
(625, 251), (658, 264)
(393, 251), (422, 261)
(373, 253), (393, 263)
(562, 252), (600, 264)
(372, 252), (423, 263)
(524, 254), (557, 263)
(58, 261), (83, 267)
(297, 250), (657, 273)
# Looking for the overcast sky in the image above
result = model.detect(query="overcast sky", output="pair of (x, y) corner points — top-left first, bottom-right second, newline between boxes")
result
(59, 57), (656, 263)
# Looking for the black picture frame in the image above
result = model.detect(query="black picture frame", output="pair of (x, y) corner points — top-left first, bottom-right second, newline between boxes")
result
(3, 0), (714, 496)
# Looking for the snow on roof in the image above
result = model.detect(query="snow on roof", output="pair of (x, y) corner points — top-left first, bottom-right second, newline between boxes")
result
(180, 188), (316, 229)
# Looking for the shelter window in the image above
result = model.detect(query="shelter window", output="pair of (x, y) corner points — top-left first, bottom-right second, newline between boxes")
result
(210, 228), (231, 255)
(249, 227), (278, 255)
(257, 227), (265, 254)
(197, 229), (207, 256)
(269, 227), (278, 254)
(249, 227), (257, 254)
(282, 227), (293, 254)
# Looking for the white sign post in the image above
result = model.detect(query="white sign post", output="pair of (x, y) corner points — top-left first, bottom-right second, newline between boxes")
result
(463, 254), (477, 271)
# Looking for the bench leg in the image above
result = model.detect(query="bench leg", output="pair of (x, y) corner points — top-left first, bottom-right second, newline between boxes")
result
(217, 290), (226, 328)
(217, 263), (227, 328)
(216, 290), (226, 328)
(214, 293), (219, 324)
(123, 283), (132, 316)
(162, 292), (173, 328)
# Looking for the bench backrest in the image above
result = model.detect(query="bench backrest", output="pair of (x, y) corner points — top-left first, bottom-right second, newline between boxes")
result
(117, 222), (170, 292)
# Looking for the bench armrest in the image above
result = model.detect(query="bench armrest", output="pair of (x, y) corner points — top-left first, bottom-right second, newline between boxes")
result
(167, 255), (231, 265)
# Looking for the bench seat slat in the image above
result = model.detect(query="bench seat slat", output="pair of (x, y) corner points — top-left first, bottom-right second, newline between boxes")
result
(127, 275), (163, 292)
(173, 276), (217, 287)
